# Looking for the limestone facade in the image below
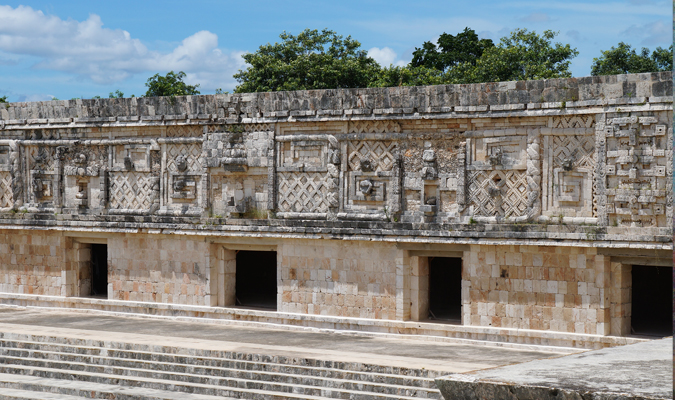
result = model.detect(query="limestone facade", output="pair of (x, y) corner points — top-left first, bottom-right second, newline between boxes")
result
(0, 72), (671, 342)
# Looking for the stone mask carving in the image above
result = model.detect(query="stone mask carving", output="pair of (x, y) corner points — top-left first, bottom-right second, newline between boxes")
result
(359, 158), (373, 172)
(488, 148), (502, 167)
(176, 154), (188, 172)
(359, 179), (373, 195)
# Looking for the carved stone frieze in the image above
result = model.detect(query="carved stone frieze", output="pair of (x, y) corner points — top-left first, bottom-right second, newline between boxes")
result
(600, 115), (672, 227)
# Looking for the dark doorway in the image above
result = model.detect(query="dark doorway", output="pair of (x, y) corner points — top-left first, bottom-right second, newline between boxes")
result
(90, 244), (108, 297)
(631, 265), (672, 337)
(235, 250), (277, 310)
(428, 257), (462, 321)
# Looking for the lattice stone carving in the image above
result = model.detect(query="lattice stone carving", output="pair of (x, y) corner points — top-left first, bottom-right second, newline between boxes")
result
(542, 135), (596, 218)
(166, 144), (202, 172)
(0, 171), (12, 208)
(277, 172), (331, 213)
(347, 141), (397, 172)
(348, 120), (401, 134)
(109, 172), (153, 210)
(601, 116), (671, 227)
(551, 136), (595, 169)
(26, 146), (56, 173)
(207, 123), (274, 133)
(467, 170), (528, 218)
(551, 115), (595, 129)
(166, 125), (202, 138)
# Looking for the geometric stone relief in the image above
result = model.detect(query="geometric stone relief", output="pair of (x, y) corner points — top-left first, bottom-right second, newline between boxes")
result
(344, 140), (401, 214)
(0, 171), (11, 208)
(348, 120), (401, 134)
(600, 115), (672, 227)
(165, 143), (203, 211)
(109, 171), (156, 212)
(542, 135), (596, 218)
(0, 145), (12, 209)
(275, 134), (335, 216)
(347, 140), (397, 173)
(166, 125), (202, 138)
(466, 136), (527, 169)
(166, 144), (202, 173)
(277, 172), (332, 214)
(551, 115), (595, 129)
(62, 146), (108, 210)
(467, 169), (528, 218)
(466, 135), (527, 221)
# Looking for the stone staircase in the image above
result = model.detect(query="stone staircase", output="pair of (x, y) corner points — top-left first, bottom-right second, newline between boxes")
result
(0, 332), (443, 400)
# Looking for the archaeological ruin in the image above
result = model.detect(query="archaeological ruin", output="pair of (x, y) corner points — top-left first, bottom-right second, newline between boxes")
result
(0, 71), (671, 349)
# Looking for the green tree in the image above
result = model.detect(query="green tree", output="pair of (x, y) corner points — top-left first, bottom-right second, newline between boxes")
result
(590, 42), (673, 75)
(109, 90), (124, 99)
(410, 27), (494, 72)
(233, 28), (380, 93)
(369, 65), (444, 87)
(0, 96), (7, 103)
(145, 71), (200, 97)
(446, 29), (578, 84)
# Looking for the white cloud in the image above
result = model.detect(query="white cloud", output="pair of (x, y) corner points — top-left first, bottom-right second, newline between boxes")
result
(620, 20), (671, 45)
(0, 5), (246, 90)
(368, 47), (408, 67)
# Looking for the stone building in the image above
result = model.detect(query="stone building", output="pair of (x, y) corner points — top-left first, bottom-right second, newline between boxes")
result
(0, 72), (671, 349)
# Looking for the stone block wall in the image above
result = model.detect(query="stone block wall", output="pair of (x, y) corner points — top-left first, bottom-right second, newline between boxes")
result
(279, 240), (398, 319)
(462, 245), (611, 335)
(0, 230), (63, 295)
(108, 235), (211, 305)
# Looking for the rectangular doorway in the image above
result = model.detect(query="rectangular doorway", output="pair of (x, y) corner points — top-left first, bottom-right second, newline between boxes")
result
(90, 244), (108, 297)
(428, 257), (462, 321)
(235, 250), (277, 310)
(631, 265), (672, 337)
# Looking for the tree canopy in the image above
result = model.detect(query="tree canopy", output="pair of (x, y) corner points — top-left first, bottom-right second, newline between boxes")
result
(233, 28), (380, 93)
(0, 96), (7, 103)
(446, 29), (578, 84)
(590, 42), (673, 75)
(410, 27), (494, 72)
(144, 71), (200, 97)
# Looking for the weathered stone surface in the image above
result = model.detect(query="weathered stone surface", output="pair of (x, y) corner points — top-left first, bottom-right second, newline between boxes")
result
(436, 338), (673, 400)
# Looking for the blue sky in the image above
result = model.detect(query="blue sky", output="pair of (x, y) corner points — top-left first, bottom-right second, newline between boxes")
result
(0, 0), (671, 102)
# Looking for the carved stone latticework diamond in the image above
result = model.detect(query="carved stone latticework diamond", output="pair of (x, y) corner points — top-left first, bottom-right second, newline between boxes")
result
(468, 170), (528, 218)
(109, 172), (153, 210)
(277, 172), (331, 213)
(166, 125), (202, 138)
(347, 141), (397, 172)
(166, 144), (202, 172)
(0, 172), (12, 208)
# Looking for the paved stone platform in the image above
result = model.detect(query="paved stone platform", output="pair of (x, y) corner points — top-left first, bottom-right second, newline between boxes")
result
(435, 337), (673, 399)
(0, 306), (568, 374)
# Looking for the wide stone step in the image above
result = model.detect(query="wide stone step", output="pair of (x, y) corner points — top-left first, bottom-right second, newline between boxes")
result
(0, 337), (438, 378)
(2, 348), (436, 389)
(0, 356), (440, 399)
(0, 373), (238, 400)
(1, 364), (439, 400)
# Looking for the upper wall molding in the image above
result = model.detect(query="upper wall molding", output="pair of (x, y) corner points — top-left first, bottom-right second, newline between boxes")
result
(0, 72), (671, 129)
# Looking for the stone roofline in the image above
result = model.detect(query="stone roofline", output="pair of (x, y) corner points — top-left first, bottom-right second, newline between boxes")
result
(0, 72), (671, 126)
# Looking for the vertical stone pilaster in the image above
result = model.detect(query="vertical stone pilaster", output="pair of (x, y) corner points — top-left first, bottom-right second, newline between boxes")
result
(395, 250), (411, 321)
(410, 256), (429, 321)
(594, 116), (609, 225)
(456, 141), (466, 210)
(9, 140), (22, 210)
(610, 262), (631, 336)
(526, 130), (541, 220)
